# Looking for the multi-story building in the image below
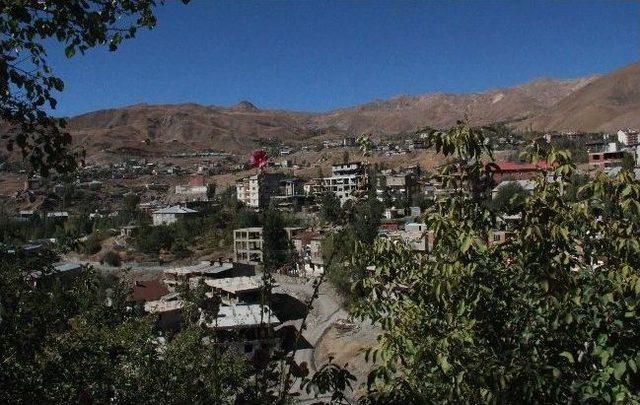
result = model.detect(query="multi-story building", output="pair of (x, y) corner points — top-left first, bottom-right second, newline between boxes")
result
(617, 129), (639, 146)
(233, 227), (264, 264)
(587, 141), (625, 169)
(233, 227), (302, 265)
(376, 170), (418, 202)
(236, 172), (287, 208)
(320, 162), (368, 205)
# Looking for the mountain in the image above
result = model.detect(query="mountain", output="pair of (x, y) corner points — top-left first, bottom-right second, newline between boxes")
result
(519, 62), (640, 131)
(66, 62), (639, 159)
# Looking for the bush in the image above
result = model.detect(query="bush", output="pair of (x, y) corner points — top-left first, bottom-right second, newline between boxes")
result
(101, 250), (121, 267)
(79, 232), (106, 255)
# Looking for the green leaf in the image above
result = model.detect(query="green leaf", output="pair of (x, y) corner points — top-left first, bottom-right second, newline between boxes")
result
(614, 361), (626, 380)
(65, 44), (75, 58)
(559, 351), (574, 364)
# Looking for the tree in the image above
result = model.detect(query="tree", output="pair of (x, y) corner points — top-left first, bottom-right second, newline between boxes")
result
(350, 123), (640, 403)
(349, 194), (383, 244)
(206, 182), (217, 200)
(262, 207), (292, 272)
(622, 152), (636, 171)
(1, 0), (189, 175)
(489, 181), (528, 214)
(320, 191), (341, 224)
(0, 249), (247, 403)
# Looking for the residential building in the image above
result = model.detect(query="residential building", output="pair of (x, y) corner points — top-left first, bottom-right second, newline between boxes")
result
(376, 169), (418, 202)
(617, 129), (639, 146)
(291, 230), (326, 276)
(236, 172), (288, 208)
(320, 162), (368, 205)
(204, 275), (264, 304)
(234, 227), (264, 264)
(233, 227), (303, 265)
(491, 161), (550, 183)
(152, 205), (198, 226)
(587, 142), (625, 169)
(201, 304), (281, 357)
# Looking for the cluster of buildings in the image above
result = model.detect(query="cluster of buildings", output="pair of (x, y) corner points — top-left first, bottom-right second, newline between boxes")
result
(131, 259), (284, 357)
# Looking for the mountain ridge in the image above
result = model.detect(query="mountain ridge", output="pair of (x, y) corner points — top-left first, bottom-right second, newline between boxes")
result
(66, 62), (639, 158)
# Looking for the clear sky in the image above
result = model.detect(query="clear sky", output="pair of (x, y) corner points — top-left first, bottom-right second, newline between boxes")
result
(45, 0), (639, 117)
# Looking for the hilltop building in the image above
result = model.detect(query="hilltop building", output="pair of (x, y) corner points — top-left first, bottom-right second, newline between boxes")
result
(236, 172), (288, 208)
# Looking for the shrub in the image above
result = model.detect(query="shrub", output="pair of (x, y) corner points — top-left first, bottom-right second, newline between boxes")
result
(101, 250), (121, 267)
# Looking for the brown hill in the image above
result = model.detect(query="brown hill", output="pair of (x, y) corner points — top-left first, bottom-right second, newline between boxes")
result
(519, 62), (640, 131)
(66, 61), (640, 159)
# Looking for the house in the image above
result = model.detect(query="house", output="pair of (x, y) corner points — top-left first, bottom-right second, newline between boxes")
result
(587, 141), (626, 169)
(384, 207), (405, 220)
(385, 223), (434, 252)
(236, 172), (288, 208)
(152, 205), (198, 226)
(377, 170), (418, 202)
(491, 161), (550, 183)
(144, 293), (184, 330)
(163, 260), (253, 290)
(128, 279), (170, 303)
(270, 178), (309, 210)
(291, 230), (326, 276)
(204, 275), (264, 304)
(617, 129), (639, 146)
(201, 304), (281, 357)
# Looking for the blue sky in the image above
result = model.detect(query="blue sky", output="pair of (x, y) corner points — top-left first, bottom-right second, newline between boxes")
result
(45, 0), (639, 117)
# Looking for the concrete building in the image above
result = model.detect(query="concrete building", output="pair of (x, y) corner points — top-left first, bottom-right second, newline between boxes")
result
(291, 230), (326, 276)
(236, 172), (288, 208)
(587, 142), (626, 169)
(617, 129), (639, 146)
(233, 227), (264, 264)
(321, 162), (368, 205)
(233, 227), (303, 265)
(152, 205), (198, 226)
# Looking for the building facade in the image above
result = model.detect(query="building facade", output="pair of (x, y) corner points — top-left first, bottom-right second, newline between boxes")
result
(236, 172), (287, 208)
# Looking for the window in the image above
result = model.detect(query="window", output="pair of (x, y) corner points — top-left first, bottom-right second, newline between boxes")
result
(494, 234), (502, 242)
(244, 343), (253, 354)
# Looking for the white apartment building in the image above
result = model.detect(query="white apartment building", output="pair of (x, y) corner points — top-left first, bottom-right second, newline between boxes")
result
(321, 162), (367, 205)
(236, 172), (287, 208)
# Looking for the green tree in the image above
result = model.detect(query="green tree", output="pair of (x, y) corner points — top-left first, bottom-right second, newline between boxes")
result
(1, 0), (189, 175)
(489, 181), (528, 214)
(262, 208), (292, 272)
(349, 194), (383, 244)
(206, 182), (217, 200)
(350, 123), (640, 403)
(622, 152), (636, 171)
(0, 250), (247, 403)
(320, 191), (341, 224)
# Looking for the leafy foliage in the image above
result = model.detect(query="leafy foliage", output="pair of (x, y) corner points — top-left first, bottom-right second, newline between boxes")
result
(0, 249), (247, 403)
(350, 121), (640, 403)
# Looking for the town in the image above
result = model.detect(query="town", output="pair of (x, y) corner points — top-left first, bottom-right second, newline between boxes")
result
(2, 124), (639, 400)
(2, 1), (640, 403)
